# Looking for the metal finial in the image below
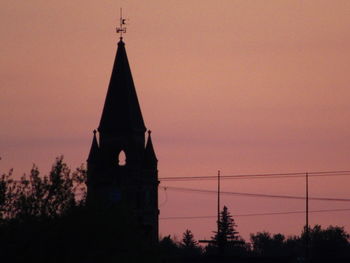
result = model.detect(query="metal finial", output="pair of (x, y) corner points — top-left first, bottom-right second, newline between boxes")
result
(116, 8), (127, 39)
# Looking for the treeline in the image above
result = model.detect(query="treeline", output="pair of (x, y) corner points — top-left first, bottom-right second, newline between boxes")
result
(0, 157), (159, 262)
(159, 224), (350, 262)
(1, 157), (350, 263)
(0, 156), (86, 220)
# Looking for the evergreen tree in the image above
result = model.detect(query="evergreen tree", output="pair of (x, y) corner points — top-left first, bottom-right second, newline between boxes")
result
(209, 206), (245, 255)
(215, 206), (239, 247)
(180, 229), (202, 256)
(159, 235), (180, 260)
(181, 229), (198, 248)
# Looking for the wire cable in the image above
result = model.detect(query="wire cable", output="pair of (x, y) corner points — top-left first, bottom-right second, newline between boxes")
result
(159, 187), (168, 207)
(162, 186), (350, 202)
(160, 170), (350, 181)
(160, 208), (350, 220)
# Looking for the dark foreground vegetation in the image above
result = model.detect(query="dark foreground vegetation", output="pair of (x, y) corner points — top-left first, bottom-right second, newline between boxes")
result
(1, 157), (349, 262)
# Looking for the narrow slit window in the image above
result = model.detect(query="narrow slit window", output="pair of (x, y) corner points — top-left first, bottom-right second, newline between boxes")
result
(118, 150), (126, 166)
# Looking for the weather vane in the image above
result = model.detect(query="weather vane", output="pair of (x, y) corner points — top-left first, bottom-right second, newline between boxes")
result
(116, 8), (127, 39)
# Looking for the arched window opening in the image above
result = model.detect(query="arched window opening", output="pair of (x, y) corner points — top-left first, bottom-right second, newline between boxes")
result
(118, 150), (126, 166)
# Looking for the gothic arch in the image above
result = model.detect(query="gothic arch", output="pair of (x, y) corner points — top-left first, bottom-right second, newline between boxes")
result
(118, 150), (126, 166)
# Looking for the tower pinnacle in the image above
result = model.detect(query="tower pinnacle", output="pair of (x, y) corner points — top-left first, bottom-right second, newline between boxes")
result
(145, 130), (158, 168)
(87, 129), (99, 163)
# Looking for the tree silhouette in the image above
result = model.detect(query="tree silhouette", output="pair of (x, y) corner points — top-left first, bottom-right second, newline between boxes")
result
(214, 206), (239, 248)
(0, 156), (86, 221)
(207, 206), (246, 257)
(0, 157), (160, 263)
(182, 229), (198, 248)
(0, 168), (16, 219)
(302, 224), (350, 261)
(250, 226), (350, 261)
(159, 235), (180, 261)
(180, 229), (202, 256)
(250, 232), (287, 258)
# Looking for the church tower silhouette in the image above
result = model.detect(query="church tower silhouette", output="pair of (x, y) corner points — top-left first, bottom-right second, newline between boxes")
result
(86, 37), (159, 243)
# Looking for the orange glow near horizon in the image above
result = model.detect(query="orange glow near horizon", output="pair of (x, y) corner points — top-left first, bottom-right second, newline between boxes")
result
(1, 0), (350, 241)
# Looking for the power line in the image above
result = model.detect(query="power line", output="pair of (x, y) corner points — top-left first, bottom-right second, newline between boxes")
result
(160, 208), (350, 220)
(8, 170), (350, 182)
(159, 187), (168, 207)
(159, 170), (350, 181)
(162, 186), (350, 202)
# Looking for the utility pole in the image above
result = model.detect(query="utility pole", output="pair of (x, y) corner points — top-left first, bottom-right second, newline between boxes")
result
(217, 170), (221, 236)
(199, 170), (222, 249)
(305, 172), (309, 262)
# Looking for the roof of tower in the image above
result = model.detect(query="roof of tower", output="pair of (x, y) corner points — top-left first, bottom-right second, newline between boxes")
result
(98, 39), (146, 134)
(87, 130), (99, 162)
(145, 130), (158, 165)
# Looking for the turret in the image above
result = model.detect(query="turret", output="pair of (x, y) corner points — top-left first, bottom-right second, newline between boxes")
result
(144, 130), (158, 169)
(87, 129), (99, 165)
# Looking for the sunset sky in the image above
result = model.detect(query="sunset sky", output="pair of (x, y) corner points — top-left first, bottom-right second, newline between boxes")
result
(1, 0), (350, 241)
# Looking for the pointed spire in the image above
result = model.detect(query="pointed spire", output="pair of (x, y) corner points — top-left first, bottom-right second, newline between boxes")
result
(144, 130), (158, 167)
(98, 39), (146, 134)
(87, 130), (99, 162)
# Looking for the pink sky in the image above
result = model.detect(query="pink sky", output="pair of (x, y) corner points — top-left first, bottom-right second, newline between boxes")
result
(1, 0), (350, 241)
